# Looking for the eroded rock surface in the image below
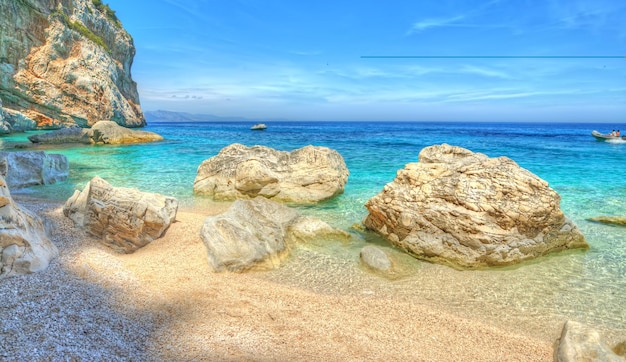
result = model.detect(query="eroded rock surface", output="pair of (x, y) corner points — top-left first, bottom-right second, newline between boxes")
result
(0, 151), (69, 189)
(200, 197), (349, 272)
(63, 176), (178, 253)
(28, 121), (162, 145)
(364, 144), (587, 269)
(0, 0), (144, 133)
(194, 144), (349, 203)
(0, 175), (58, 278)
(555, 321), (624, 362)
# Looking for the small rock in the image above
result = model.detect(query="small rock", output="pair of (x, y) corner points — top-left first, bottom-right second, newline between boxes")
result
(555, 320), (623, 362)
(360, 245), (392, 272)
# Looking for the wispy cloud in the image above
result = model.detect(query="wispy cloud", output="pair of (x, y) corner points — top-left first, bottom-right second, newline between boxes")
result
(288, 50), (323, 56)
(459, 65), (512, 79)
(406, 14), (466, 34)
(406, 0), (504, 35)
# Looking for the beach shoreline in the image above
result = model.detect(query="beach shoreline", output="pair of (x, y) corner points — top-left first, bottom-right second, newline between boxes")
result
(0, 196), (559, 361)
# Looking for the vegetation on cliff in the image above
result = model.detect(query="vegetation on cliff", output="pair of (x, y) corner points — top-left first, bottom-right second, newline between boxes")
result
(91, 0), (121, 28)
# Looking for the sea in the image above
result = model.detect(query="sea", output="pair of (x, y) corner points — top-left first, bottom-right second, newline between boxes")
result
(1, 121), (625, 341)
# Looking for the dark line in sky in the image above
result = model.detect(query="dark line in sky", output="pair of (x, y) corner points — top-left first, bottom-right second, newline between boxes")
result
(361, 55), (625, 59)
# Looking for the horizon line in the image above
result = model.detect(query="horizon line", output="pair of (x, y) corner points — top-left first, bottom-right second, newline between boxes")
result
(361, 55), (626, 59)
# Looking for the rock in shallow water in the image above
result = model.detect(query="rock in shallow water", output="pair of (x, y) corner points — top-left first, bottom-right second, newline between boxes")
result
(587, 216), (626, 227)
(63, 176), (178, 253)
(555, 321), (624, 362)
(360, 245), (392, 272)
(0, 175), (58, 278)
(28, 121), (163, 145)
(0, 151), (69, 189)
(200, 197), (349, 272)
(364, 144), (588, 269)
(193, 143), (349, 203)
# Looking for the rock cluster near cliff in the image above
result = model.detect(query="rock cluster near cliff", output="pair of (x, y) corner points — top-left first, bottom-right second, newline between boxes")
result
(63, 176), (178, 253)
(194, 144), (349, 203)
(200, 197), (350, 272)
(0, 0), (144, 132)
(0, 174), (58, 278)
(364, 144), (588, 269)
(28, 121), (163, 145)
(0, 151), (69, 189)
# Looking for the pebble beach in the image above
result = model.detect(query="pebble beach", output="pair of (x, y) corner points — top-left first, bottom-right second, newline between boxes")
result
(1, 197), (555, 361)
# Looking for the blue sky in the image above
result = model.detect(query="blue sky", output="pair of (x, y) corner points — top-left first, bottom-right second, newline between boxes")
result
(105, 0), (626, 122)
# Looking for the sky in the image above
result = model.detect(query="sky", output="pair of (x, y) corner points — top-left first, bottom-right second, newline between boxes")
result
(104, 0), (626, 122)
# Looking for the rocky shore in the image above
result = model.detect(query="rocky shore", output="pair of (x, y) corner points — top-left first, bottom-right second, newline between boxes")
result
(1, 196), (556, 361)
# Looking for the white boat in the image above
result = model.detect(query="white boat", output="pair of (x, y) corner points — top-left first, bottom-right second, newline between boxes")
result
(591, 130), (625, 141)
(251, 123), (267, 130)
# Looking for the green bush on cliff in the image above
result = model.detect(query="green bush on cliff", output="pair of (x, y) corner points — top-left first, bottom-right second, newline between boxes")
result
(69, 20), (110, 53)
(92, 0), (121, 28)
(53, 10), (111, 54)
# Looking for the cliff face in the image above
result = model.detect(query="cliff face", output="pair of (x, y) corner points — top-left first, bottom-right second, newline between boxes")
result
(0, 0), (145, 131)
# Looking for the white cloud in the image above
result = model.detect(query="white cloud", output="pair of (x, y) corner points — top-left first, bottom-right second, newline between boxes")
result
(406, 15), (466, 34)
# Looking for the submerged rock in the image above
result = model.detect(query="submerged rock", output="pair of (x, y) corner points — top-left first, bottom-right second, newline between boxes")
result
(364, 144), (588, 269)
(63, 176), (178, 253)
(0, 175), (58, 278)
(0, 151), (69, 189)
(360, 245), (392, 272)
(28, 121), (162, 145)
(587, 216), (626, 227)
(28, 127), (92, 144)
(194, 143), (349, 203)
(200, 197), (349, 272)
(555, 321), (624, 362)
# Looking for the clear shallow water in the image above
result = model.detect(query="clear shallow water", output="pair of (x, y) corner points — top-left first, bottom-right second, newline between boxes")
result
(2, 121), (626, 339)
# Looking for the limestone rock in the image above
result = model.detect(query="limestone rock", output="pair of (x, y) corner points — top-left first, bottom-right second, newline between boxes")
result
(28, 127), (92, 144)
(364, 144), (588, 269)
(200, 197), (348, 272)
(63, 176), (178, 253)
(555, 321), (623, 362)
(194, 144), (349, 203)
(0, 0), (144, 133)
(587, 216), (626, 227)
(0, 151), (69, 189)
(90, 121), (163, 144)
(0, 175), (58, 278)
(360, 245), (392, 272)
(27, 121), (162, 145)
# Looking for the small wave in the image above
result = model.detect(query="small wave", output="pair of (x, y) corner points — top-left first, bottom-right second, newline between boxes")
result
(606, 138), (626, 144)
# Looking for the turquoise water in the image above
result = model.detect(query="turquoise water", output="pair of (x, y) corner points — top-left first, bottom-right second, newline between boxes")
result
(2, 121), (626, 338)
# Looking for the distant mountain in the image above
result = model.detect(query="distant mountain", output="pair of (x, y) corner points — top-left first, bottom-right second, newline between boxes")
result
(145, 110), (253, 123)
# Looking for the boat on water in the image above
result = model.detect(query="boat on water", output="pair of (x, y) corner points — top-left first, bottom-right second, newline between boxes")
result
(591, 130), (626, 141)
(251, 123), (267, 130)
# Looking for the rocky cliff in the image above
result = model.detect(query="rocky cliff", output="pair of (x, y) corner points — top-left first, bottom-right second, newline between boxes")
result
(0, 0), (144, 133)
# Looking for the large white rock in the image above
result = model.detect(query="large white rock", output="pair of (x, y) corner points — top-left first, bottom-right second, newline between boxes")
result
(0, 151), (69, 189)
(0, 175), (58, 278)
(200, 197), (349, 272)
(193, 143), (349, 203)
(364, 144), (588, 269)
(63, 176), (178, 253)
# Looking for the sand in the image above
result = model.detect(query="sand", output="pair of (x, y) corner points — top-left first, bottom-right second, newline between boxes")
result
(0, 197), (554, 361)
